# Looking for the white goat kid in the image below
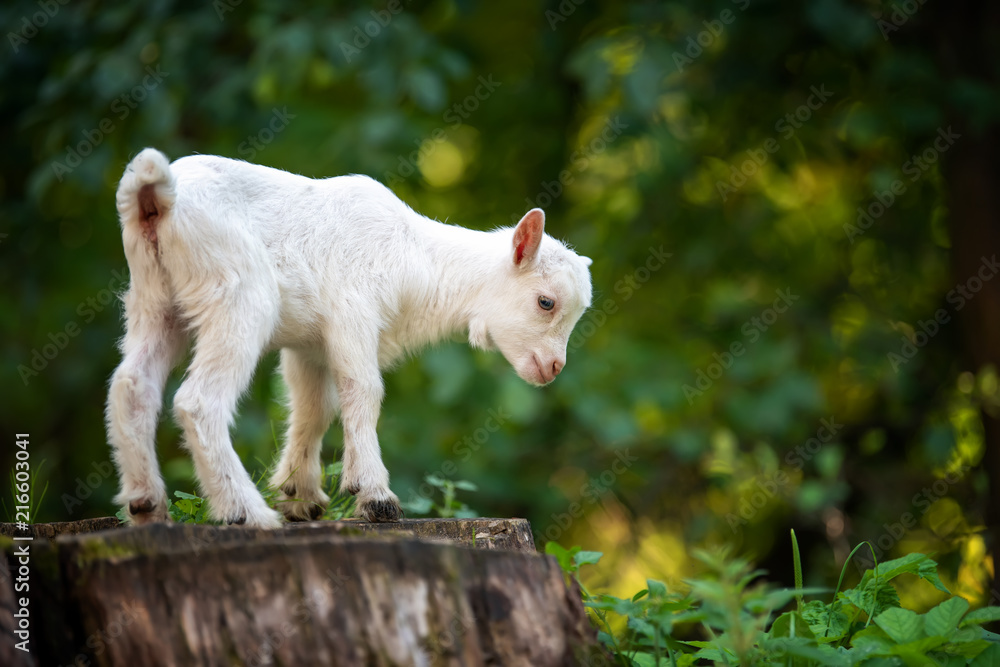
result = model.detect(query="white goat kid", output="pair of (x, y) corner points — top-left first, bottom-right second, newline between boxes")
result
(108, 148), (593, 528)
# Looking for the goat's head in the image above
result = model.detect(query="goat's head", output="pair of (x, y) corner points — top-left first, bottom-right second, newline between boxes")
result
(470, 209), (593, 386)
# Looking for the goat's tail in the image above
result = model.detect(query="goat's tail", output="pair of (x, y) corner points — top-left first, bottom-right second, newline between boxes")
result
(116, 148), (176, 246)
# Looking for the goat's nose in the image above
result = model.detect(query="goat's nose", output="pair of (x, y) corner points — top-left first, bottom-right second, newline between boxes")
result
(551, 359), (564, 377)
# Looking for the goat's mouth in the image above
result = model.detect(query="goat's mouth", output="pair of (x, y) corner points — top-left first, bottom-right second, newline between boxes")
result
(530, 355), (552, 386)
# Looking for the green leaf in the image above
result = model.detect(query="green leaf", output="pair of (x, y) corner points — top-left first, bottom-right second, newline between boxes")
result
(400, 496), (433, 514)
(595, 629), (614, 645)
(802, 599), (850, 642)
(585, 593), (643, 617)
(937, 655), (973, 667)
(887, 635), (947, 657)
(771, 611), (817, 640)
(864, 553), (950, 594)
(874, 607), (924, 645)
(425, 474), (446, 488)
(923, 596), (969, 637)
(946, 630), (997, 665)
(646, 578), (667, 598)
(961, 606), (1000, 627)
(683, 641), (736, 663)
(915, 562), (950, 594)
(831, 541), (879, 629)
(452, 480), (478, 492)
(174, 490), (201, 500)
(870, 553), (929, 580)
(970, 642), (1000, 666)
(850, 625), (893, 651)
(545, 542), (578, 573)
(763, 637), (844, 665)
(628, 653), (664, 667)
(627, 615), (657, 639)
(573, 550), (604, 567)
(841, 577), (901, 619)
(791, 528), (804, 612)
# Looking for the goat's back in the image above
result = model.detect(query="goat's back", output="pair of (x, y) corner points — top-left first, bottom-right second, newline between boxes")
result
(170, 155), (415, 249)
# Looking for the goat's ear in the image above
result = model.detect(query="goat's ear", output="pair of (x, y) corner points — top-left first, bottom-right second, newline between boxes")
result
(512, 208), (545, 266)
(581, 256), (593, 267)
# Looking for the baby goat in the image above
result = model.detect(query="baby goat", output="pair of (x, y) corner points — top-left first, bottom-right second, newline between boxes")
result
(108, 148), (593, 528)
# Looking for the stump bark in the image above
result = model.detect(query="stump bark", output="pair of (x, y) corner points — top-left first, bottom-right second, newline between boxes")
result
(1, 519), (603, 666)
(0, 516), (122, 540)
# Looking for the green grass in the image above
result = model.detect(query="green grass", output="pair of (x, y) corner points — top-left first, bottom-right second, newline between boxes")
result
(549, 532), (1000, 666)
(400, 473), (480, 519)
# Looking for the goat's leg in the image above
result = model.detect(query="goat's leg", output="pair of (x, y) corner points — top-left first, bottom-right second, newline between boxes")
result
(330, 336), (402, 522)
(172, 307), (281, 528)
(271, 349), (338, 521)
(107, 278), (186, 524)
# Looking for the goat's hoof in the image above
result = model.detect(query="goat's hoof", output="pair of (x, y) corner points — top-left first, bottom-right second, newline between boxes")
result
(124, 498), (170, 525)
(128, 499), (156, 515)
(358, 498), (404, 523)
(276, 485), (330, 522)
(283, 502), (324, 522)
(226, 516), (247, 525)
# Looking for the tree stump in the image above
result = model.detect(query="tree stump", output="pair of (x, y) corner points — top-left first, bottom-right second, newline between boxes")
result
(1, 519), (603, 666)
(0, 516), (122, 540)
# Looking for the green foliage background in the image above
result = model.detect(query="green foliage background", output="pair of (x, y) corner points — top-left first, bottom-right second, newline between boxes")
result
(2, 0), (998, 607)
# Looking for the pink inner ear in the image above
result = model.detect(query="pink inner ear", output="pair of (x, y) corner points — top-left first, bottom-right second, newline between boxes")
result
(513, 209), (544, 265)
(515, 236), (528, 264)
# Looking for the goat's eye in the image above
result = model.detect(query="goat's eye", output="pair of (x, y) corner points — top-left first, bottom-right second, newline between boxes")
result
(538, 296), (555, 311)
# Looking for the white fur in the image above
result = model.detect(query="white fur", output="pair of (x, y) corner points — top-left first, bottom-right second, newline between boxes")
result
(107, 148), (593, 528)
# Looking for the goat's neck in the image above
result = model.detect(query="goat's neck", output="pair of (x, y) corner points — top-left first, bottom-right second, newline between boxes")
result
(410, 215), (506, 345)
